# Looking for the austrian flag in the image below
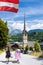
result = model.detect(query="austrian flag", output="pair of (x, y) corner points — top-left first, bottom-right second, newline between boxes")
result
(0, 0), (19, 13)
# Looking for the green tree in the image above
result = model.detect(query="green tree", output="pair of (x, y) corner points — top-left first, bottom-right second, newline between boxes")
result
(34, 41), (41, 52)
(29, 46), (33, 51)
(0, 19), (9, 49)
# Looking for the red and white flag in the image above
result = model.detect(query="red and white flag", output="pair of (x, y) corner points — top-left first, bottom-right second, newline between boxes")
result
(0, 0), (19, 13)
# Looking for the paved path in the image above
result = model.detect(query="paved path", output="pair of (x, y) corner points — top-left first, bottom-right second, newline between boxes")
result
(0, 51), (43, 65)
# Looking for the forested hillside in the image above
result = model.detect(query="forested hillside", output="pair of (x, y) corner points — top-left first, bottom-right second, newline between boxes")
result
(8, 32), (43, 42)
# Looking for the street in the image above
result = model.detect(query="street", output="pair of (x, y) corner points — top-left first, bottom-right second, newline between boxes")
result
(0, 51), (43, 65)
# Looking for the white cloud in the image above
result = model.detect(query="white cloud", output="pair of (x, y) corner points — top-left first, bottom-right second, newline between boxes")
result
(12, 22), (24, 30)
(30, 23), (43, 30)
(29, 20), (43, 30)
(8, 21), (30, 33)
(7, 19), (43, 33)
(8, 21), (24, 33)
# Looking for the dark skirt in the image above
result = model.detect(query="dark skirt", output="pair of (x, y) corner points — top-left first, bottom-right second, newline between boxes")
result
(6, 51), (11, 58)
(6, 54), (10, 58)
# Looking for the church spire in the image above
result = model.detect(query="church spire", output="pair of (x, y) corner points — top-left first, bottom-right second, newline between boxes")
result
(24, 13), (26, 33)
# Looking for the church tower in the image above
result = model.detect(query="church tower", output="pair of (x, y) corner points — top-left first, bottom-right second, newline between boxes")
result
(23, 14), (28, 48)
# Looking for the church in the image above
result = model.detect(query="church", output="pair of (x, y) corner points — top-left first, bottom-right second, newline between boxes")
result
(22, 14), (28, 48)
(7, 14), (43, 50)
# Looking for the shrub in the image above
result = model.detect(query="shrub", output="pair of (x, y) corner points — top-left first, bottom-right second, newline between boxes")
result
(34, 41), (41, 52)
(19, 45), (24, 50)
(29, 46), (33, 51)
(19, 45), (24, 53)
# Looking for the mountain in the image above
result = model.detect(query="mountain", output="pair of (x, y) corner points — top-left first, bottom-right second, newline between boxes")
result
(9, 29), (22, 34)
(29, 29), (43, 33)
(9, 29), (43, 34)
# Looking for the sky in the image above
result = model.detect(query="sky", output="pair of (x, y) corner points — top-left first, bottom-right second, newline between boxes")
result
(0, 0), (43, 33)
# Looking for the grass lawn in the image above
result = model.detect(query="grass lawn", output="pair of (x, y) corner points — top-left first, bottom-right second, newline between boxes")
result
(28, 51), (43, 58)
(0, 49), (5, 54)
(29, 52), (42, 58)
(39, 50), (43, 58)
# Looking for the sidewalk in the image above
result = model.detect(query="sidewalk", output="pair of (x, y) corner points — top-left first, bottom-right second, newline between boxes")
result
(0, 51), (43, 65)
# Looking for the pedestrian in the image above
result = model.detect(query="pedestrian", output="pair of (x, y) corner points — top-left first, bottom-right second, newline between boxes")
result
(5, 46), (11, 64)
(15, 47), (21, 63)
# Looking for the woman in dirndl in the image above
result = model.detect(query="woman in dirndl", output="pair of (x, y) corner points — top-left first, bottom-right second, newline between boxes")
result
(15, 47), (21, 63)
